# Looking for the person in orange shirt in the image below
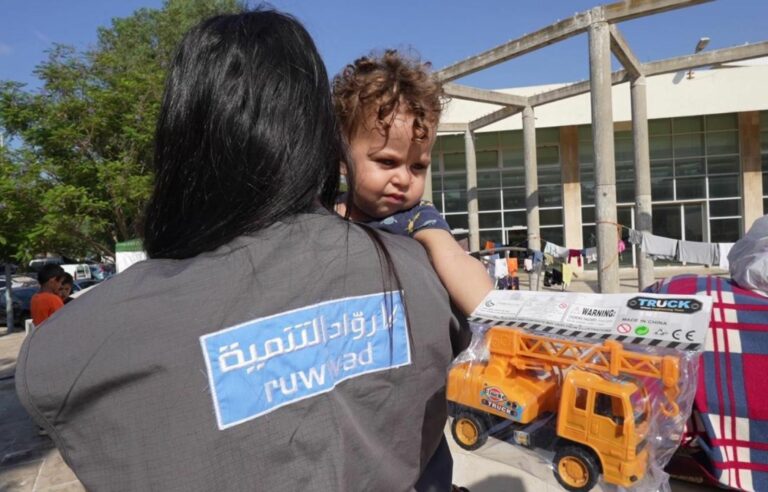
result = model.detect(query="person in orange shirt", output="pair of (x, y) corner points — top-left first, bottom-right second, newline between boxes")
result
(30, 264), (66, 326)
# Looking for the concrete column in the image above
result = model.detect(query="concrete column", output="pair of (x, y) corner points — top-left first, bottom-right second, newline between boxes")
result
(739, 111), (764, 232)
(3, 263), (13, 333)
(588, 12), (619, 293)
(465, 129), (480, 252)
(423, 165), (433, 202)
(560, 126), (583, 268)
(523, 105), (541, 253)
(631, 75), (654, 290)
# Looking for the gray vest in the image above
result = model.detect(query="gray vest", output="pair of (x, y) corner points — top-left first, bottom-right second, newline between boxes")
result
(17, 211), (462, 491)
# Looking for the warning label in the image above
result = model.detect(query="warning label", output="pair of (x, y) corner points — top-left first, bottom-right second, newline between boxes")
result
(564, 304), (618, 331)
(471, 291), (712, 347)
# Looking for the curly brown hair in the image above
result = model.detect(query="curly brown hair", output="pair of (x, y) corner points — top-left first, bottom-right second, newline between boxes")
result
(332, 49), (444, 143)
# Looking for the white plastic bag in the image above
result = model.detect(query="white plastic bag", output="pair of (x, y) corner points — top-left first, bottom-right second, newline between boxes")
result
(729, 215), (768, 295)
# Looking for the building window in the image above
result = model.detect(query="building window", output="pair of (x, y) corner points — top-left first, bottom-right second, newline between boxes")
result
(477, 189), (502, 210)
(443, 152), (466, 172)
(477, 150), (499, 171)
(645, 113), (743, 243)
(432, 112), (746, 251)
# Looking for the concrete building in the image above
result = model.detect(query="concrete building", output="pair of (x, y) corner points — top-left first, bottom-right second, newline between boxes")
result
(432, 59), (768, 269)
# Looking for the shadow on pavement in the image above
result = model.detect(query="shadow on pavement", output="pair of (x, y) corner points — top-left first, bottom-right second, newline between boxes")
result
(467, 475), (527, 492)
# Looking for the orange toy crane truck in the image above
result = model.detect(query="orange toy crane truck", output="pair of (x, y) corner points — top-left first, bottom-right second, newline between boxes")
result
(447, 326), (681, 492)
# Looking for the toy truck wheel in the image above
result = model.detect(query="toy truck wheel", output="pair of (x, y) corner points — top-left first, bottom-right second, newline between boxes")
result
(451, 412), (488, 451)
(553, 445), (600, 492)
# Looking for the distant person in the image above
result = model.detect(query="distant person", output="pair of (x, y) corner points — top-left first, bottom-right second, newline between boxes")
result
(58, 273), (75, 304)
(16, 9), (462, 491)
(333, 50), (492, 315)
(29, 264), (65, 326)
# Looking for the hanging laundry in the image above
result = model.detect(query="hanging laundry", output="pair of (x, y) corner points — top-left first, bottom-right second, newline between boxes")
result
(584, 247), (598, 264)
(484, 240), (496, 251)
(498, 276), (512, 290)
(506, 257), (519, 276)
(562, 263), (573, 288)
(532, 251), (544, 265)
(641, 233), (678, 260)
(677, 240), (718, 266)
(523, 258), (533, 272)
(494, 258), (508, 279)
(544, 242), (568, 259)
(482, 254), (500, 278)
(718, 243), (735, 270)
(627, 228), (643, 245)
(543, 253), (555, 266)
(618, 240), (627, 254)
(567, 249), (582, 267)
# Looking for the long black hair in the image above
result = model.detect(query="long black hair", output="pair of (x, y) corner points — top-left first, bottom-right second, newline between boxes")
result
(143, 9), (343, 259)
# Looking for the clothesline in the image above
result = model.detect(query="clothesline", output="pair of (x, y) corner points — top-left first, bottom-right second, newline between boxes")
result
(481, 224), (734, 269)
(636, 232), (733, 269)
(479, 224), (732, 294)
(544, 227), (733, 269)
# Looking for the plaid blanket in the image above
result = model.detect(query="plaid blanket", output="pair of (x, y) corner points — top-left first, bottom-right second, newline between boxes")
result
(647, 274), (768, 491)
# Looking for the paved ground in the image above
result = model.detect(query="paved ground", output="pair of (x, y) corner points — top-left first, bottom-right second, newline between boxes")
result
(0, 266), (726, 491)
(0, 332), (84, 492)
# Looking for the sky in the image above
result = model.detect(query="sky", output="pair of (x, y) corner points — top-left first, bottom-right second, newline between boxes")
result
(1, 0), (767, 91)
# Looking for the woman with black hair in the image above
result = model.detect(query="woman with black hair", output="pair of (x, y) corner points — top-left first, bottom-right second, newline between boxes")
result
(16, 8), (463, 491)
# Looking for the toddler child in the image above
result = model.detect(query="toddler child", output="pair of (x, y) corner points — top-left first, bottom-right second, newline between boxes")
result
(333, 50), (493, 315)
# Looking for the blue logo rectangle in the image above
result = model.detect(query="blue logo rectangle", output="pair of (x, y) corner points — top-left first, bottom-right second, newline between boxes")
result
(200, 291), (411, 429)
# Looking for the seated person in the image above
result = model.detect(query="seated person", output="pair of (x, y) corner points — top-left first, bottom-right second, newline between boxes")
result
(647, 215), (768, 491)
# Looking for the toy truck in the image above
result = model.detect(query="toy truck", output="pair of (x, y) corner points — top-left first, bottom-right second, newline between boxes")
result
(447, 326), (681, 492)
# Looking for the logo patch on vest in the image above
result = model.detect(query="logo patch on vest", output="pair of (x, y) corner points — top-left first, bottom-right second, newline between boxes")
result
(200, 292), (410, 429)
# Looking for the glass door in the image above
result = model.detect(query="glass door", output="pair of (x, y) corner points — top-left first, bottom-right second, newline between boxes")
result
(650, 203), (708, 265)
(652, 205), (682, 240)
(683, 203), (706, 242)
(651, 204), (682, 266)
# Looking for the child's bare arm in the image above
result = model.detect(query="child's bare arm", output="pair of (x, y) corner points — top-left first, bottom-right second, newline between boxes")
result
(412, 228), (493, 315)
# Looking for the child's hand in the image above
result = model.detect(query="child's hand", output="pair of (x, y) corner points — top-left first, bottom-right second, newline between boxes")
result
(366, 201), (450, 237)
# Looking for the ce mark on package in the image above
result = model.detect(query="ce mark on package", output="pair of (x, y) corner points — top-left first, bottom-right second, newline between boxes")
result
(671, 329), (698, 342)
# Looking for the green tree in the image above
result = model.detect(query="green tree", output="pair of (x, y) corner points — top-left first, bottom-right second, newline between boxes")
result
(0, 146), (37, 264)
(0, 0), (242, 263)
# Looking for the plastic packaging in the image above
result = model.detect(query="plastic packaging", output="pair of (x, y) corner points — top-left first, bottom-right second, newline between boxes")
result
(447, 290), (712, 492)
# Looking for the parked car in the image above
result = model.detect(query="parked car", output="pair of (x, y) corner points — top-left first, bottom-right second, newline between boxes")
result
(0, 277), (103, 326)
(0, 284), (38, 326)
(61, 264), (92, 281)
(73, 279), (101, 291)
(0, 274), (37, 290)
(28, 257), (64, 273)
(69, 278), (103, 299)
(88, 263), (114, 281)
